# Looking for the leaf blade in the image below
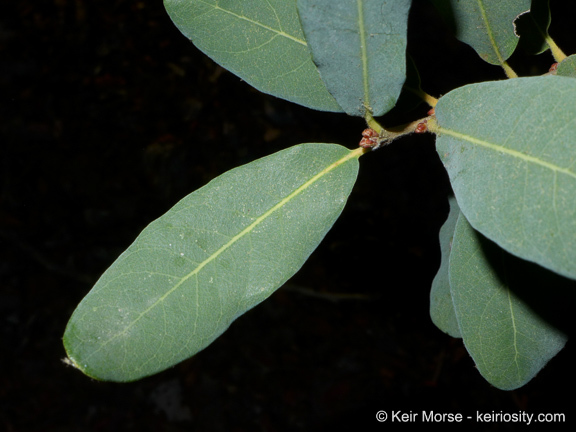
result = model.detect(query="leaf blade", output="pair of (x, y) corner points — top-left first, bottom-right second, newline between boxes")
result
(434, 76), (576, 280)
(297, 0), (410, 117)
(163, 0), (342, 112)
(557, 54), (576, 78)
(432, 0), (530, 66)
(64, 144), (360, 381)
(430, 195), (461, 338)
(449, 214), (569, 390)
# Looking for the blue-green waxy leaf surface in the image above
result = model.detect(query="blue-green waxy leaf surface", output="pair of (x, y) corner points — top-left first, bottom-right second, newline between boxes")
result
(297, 0), (410, 117)
(434, 76), (576, 280)
(63, 143), (359, 382)
(449, 214), (569, 390)
(430, 196), (461, 338)
(163, 0), (342, 112)
(432, 0), (530, 66)
(557, 55), (576, 78)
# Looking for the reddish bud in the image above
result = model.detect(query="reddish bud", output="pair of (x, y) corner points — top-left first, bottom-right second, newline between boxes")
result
(359, 137), (377, 148)
(415, 121), (428, 134)
(361, 128), (379, 138)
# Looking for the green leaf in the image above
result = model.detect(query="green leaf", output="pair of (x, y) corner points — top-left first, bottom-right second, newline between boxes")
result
(434, 76), (576, 280)
(63, 143), (360, 382)
(515, 0), (551, 55)
(431, 0), (530, 65)
(449, 213), (569, 391)
(297, 0), (410, 117)
(557, 55), (576, 78)
(430, 195), (461, 338)
(163, 0), (342, 112)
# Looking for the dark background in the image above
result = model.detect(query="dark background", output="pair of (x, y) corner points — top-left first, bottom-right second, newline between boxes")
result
(2, 1), (575, 431)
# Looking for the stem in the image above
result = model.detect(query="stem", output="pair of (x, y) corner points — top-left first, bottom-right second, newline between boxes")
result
(365, 112), (384, 134)
(502, 61), (518, 79)
(368, 116), (433, 151)
(352, 146), (370, 158)
(545, 34), (567, 62)
(362, 108), (435, 153)
(386, 119), (426, 136)
(405, 85), (438, 107)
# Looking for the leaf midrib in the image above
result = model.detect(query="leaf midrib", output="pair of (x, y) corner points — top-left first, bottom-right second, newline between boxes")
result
(357, 0), (370, 109)
(477, 0), (506, 65)
(438, 126), (576, 180)
(77, 148), (362, 364)
(196, 0), (307, 46)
